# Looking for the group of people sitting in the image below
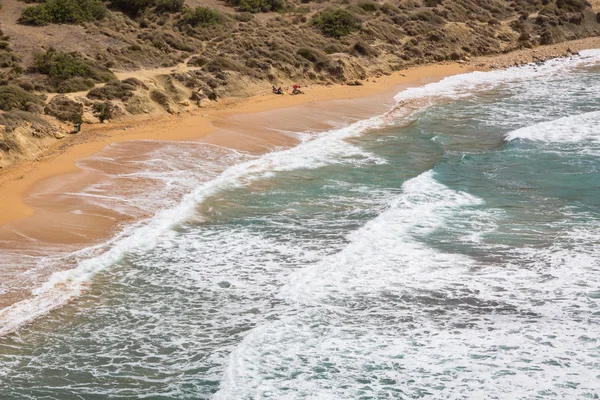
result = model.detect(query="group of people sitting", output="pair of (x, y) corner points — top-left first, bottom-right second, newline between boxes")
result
(272, 84), (304, 95)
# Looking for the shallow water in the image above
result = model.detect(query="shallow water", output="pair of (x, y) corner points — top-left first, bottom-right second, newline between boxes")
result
(1, 52), (599, 399)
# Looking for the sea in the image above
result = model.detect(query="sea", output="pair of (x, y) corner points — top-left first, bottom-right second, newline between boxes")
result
(0, 50), (599, 399)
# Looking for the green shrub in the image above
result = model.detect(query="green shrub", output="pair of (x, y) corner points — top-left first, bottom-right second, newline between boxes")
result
(357, 0), (377, 12)
(111, 0), (183, 15)
(92, 101), (114, 122)
(34, 48), (115, 92)
(228, 0), (285, 13)
(239, 0), (267, 13)
(20, 6), (51, 25)
(110, 0), (154, 15)
(44, 95), (83, 122)
(188, 55), (209, 67)
(20, 0), (108, 25)
(154, 0), (184, 13)
(0, 110), (55, 134)
(556, 0), (590, 12)
(0, 85), (43, 111)
(122, 77), (148, 89)
(56, 77), (95, 93)
(205, 56), (256, 76)
(35, 48), (115, 80)
(87, 80), (136, 100)
(150, 89), (170, 107)
(312, 8), (359, 38)
(35, 49), (90, 80)
(181, 7), (222, 26)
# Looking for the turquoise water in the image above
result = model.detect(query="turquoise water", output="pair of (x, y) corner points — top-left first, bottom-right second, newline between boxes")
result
(1, 53), (600, 399)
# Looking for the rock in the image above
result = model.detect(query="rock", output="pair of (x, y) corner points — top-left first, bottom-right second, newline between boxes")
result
(54, 131), (65, 139)
(178, 100), (190, 107)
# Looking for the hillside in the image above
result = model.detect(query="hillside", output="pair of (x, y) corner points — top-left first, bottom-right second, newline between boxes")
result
(0, 0), (599, 169)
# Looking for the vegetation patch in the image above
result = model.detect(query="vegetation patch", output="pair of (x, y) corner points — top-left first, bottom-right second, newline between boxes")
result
(34, 48), (115, 92)
(44, 95), (83, 122)
(0, 110), (55, 134)
(87, 80), (137, 101)
(312, 9), (360, 38)
(110, 0), (184, 16)
(92, 101), (115, 122)
(181, 7), (223, 27)
(0, 85), (43, 111)
(150, 89), (170, 107)
(20, 0), (108, 26)
(227, 0), (286, 13)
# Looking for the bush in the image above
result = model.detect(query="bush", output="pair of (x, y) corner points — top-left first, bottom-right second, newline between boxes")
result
(122, 77), (148, 89)
(150, 89), (170, 107)
(0, 110), (56, 135)
(0, 85), (43, 111)
(44, 95), (83, 122)
(154, 0), (184, 13)
(110, 0), (154, 15)
(87, 80), (136, 100)
(312, 8), (359, 38)
(181, 7), (222, 26)
(188, 55), (209, 67)
(205, 56), (256, 76)
(111, 0), (183, 15)
(357, 0), (377, 12)
(228, 0), (285, 13)
(19, 0), (108, 25)
(556, 0), (591, 12)
(56, 77), (95, 93)
(34, 48), (115, 90)
(35, 50), (90, 80)
(92, 101), (114, 122)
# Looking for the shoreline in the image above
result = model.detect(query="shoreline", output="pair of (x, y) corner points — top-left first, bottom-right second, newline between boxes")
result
(0, 37), (600, 331)
(2, 36), (600, 228)
(0, 62), (470, 227)
(0, 61), (471, 317)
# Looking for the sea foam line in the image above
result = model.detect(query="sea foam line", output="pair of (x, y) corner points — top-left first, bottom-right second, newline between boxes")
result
(0, 110), (389, 337)
(2, 51), (600, 337)
(505, 110), (600, 143)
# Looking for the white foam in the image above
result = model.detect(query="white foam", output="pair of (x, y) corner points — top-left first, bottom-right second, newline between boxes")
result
(0, 112), (388, 336)
(215, 172), (600, 399)
(394, 49), (600, 104)
(505, 110), (600, 144)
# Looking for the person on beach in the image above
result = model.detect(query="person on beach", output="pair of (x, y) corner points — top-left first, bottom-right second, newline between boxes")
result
(272, 86), (283, 95)
(292, 84), (304, 95)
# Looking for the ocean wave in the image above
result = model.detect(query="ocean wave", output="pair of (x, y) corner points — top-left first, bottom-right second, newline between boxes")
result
(505, 110), (600, 144)
(393, 49), (600, 105)
(215, 172), (600, 399)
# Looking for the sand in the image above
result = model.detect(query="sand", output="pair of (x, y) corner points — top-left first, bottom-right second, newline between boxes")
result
(0, 62), (472, 312)
(0, 62), (469, 228)
(1, 36), (599, 316)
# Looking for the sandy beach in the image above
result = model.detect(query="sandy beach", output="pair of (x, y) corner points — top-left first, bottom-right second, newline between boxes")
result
(1, 36), (600, 328)
(0, 62), (474, 312)
(0, 63), (469, 226)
